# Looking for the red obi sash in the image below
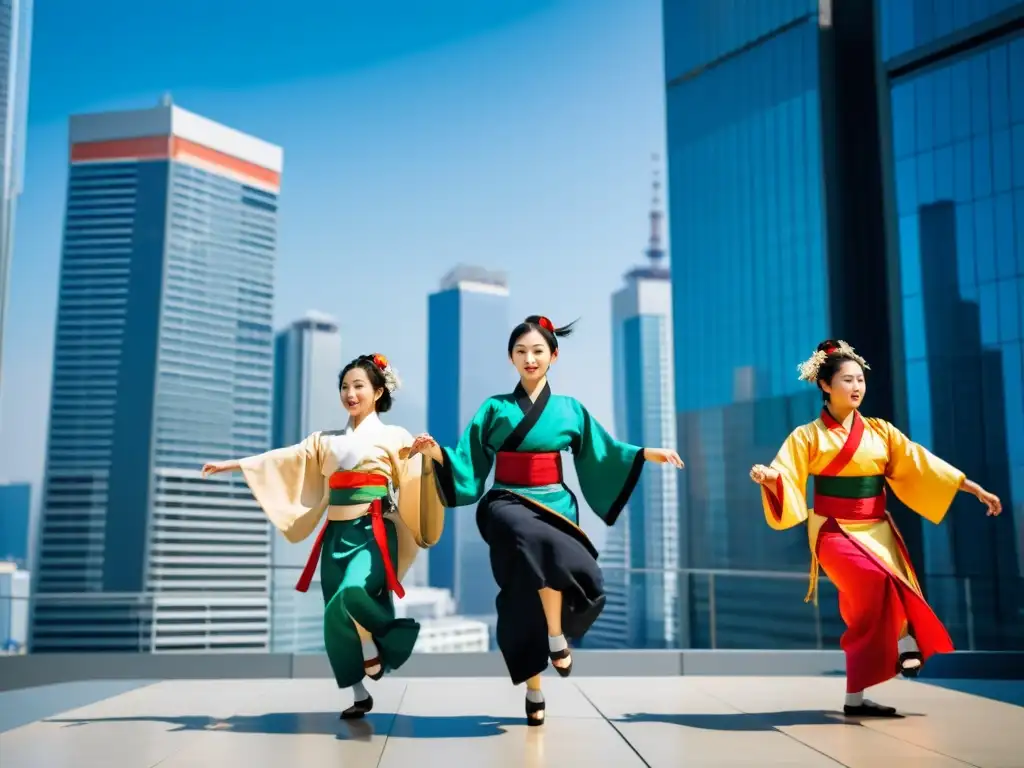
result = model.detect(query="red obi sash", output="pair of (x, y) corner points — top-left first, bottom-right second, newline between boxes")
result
(494, 451), (563, 486)
(294, 471), (405, 598)
(812, 474), (887, 521)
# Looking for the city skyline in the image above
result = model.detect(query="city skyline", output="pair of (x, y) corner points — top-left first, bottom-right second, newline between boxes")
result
(0, 0), (668, 558)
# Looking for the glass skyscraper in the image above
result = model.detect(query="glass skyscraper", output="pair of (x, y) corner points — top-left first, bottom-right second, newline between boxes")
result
(31, 100), (282, 652)
(426, 265), (509, 621)
(664, 1), (895, 648)
(878, 0), (1024, 648)
(0, 0), (33, 398)
(269, 312), (343, 653)
(588, 172), (679, 649)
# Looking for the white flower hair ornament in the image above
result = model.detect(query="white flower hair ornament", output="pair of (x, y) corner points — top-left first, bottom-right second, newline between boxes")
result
(797, 340), (870, 383)
(370, 354), (402, 393)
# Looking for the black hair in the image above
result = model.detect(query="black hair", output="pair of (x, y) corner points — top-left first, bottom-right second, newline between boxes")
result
(815, 339), (866, 402)
(338, 354), (393, 413)
(507, 315), (577, 357)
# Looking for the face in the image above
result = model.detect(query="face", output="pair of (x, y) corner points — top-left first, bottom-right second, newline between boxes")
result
(340, 367), (382, 419)
(821, 360), (866, 410)
(510, 329), (557, 383)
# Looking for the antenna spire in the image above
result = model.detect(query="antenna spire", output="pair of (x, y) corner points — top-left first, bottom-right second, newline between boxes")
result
(645, 152), (665, 264)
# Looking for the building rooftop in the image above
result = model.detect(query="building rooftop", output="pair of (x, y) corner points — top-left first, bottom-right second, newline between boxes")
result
(0, 651), (1020, 767)
(439, 264), (509, 293)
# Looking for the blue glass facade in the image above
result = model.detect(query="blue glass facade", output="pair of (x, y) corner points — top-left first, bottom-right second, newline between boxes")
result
(880, 2), (1024, 647)
(665, 2), (891, 648)
(426, 278), (509, 619)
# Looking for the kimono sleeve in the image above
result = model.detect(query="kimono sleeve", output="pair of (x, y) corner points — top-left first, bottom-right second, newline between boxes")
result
(432, 399), (496, 508)
(762, 426), (811, 531)
(881, 419), (965, 524)
(238, 432), (328, 543)
(395, 436), (446, 549)
(570, 399), (645, 526)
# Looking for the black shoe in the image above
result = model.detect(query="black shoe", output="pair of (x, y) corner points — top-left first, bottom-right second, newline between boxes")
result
(341, 695), (373, 719)
(364, 655), (384, 681)
(899, 650), (923, 678)
(549, 647), (573, 678)
(843, 700), (901, 718)
(525, 695), (545, 726)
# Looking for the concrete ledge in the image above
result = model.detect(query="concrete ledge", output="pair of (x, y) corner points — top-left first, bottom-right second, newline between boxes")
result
(1, 650), (1021, 692)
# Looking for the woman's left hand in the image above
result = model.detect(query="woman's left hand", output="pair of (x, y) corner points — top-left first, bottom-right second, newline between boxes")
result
(644, 447), (684, 469)
(976, 488), (1002, 517)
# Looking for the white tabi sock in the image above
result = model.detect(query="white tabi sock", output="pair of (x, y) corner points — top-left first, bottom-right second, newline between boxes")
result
(845, 691), (864, 707)
(548, 634), (568, 653)
(352, 681), (369, 703)
(525, 688), (545, 703)
(898, 634), (920, 654)
(362, 639), (381, 676)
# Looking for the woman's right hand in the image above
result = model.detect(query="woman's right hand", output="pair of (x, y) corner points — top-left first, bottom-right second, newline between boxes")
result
(201, 460), (234, 478)
(749, 464), (779, 486)
(409, 433), (443, 464)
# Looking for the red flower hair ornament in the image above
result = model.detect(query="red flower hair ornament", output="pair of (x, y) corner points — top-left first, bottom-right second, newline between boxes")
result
(370, 353), (401, 393)
(536, 316), (554, 333)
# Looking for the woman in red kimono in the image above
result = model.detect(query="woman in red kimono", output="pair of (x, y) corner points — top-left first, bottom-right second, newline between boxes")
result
(750, 339), (1001, 717)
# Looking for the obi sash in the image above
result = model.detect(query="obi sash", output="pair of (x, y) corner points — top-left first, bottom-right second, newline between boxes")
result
(495, 451), (563, 486)
(295, 471), (405, 598)
(812, 474), (886, 521)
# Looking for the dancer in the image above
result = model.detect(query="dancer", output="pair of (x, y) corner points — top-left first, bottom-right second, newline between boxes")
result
(202, 353), (444, 719)
(409, 315), (684, 725)
(750, 339), (1001, 717)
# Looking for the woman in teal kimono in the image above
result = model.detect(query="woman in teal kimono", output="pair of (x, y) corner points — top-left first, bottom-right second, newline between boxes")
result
(410, 315), (684, 725)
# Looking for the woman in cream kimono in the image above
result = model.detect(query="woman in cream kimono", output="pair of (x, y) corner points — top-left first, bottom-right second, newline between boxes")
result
(750, 340), (1001, 718)
(202, 353), (444, 719)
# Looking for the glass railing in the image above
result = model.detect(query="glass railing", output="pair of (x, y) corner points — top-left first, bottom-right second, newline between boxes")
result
(1, 566), (1021, 654)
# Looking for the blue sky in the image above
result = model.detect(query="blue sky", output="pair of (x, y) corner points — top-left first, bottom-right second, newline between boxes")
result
(0, 0), (668, 544)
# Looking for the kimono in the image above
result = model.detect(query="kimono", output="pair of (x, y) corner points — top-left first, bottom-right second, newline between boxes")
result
(433, 381), (645, 684)
(238, 411), (445, 689)
(761, 408), (962, 693)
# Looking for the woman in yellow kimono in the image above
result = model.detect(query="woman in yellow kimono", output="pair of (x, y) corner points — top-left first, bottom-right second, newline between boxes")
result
(750, 340), (1001, 718)
(201, 353), (444, 719)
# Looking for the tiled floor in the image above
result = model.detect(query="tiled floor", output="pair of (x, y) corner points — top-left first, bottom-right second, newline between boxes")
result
(0, 676), (1021, 767)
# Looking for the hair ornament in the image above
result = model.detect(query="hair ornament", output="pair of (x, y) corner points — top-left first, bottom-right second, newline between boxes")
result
(370, 353), (402, 393)
(796, 340), (869, 383)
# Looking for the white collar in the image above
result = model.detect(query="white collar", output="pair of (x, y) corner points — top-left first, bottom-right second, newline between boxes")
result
(346, 411), (382, 434)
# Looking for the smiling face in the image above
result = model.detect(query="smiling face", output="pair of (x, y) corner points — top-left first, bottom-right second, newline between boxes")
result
(509, 328), (557, 384)
(340, 365), (382, 420)
(820, 359), (866, 411)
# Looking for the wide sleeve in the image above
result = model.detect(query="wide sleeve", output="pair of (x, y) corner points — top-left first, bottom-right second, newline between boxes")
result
(395, 438), (446, 549)
(762, 426), (812, 531)
(432, 399), (496, 508)
(570, 399), (645, 527)
(238, 432), (328, 543)
(881, 420), (965, 524)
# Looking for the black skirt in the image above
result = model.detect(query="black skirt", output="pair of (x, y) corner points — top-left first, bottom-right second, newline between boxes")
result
(476, 490), (605, 685)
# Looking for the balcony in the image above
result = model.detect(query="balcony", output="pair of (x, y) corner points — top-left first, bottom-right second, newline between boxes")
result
(2, 567), (1022, 766)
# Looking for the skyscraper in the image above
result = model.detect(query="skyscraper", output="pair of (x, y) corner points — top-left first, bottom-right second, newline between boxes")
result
(876, 0), (1024, 647)
(588, 163), (678, 648)
(0, 481), (29, 567)
(0, 0), (33, 400)
(426, 265), (509, 618)
(31, 100), (282, 653)
(270, 311), (342, 652)
(663, 2), (894, 648)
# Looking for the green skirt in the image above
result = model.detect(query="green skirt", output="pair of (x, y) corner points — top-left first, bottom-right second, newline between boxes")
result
(319, 515), (419, 688)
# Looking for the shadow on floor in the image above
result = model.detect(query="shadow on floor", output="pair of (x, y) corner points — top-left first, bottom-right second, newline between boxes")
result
(44, 712), (531, 740)
(614, 709), (923, 730)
